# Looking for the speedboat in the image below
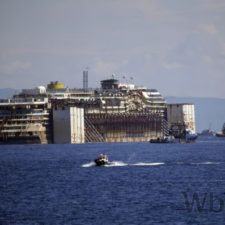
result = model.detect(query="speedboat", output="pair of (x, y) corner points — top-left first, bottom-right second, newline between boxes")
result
(94, 154), (110, 166)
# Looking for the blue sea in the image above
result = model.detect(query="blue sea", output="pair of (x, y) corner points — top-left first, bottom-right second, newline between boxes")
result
(1, 137), (225, 225)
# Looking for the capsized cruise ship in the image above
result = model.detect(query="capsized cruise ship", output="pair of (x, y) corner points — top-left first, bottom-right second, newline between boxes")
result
(0, 77), (196, 144)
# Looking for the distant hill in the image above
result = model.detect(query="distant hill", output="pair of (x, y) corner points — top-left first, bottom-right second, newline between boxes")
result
(0, 88), (19, 98)
(166, 96), (225, 133)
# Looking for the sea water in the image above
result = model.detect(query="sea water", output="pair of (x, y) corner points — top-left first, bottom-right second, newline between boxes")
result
(0, 137), (225, 225)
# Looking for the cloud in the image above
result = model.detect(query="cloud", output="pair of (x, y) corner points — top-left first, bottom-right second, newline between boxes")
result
(220, 42), (225, 56)
(0, 0), (225, 97)
(199, 23), (217, 35)
(204, 0), (225, 11)
(135, 0), (167, 19)
(202, 55), (213, 63)
(0, 61), (32, 75)
(94, 60), (118, 77)
(161, 62), (183, 70)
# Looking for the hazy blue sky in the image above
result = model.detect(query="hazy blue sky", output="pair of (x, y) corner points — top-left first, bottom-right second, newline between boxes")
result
(0, 0), (225, 98)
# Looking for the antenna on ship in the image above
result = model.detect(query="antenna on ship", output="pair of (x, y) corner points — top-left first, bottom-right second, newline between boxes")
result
(83, 67), (89, 92)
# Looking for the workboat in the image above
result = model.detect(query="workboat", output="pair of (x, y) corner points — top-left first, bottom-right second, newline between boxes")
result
(149, 135), (175, 143)
(184, 129), (198, 142)
(94, 154), (110, 166)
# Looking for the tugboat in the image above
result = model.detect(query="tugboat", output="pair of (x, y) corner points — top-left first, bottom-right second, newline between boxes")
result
(149, 135), (175, 143)
(94, 154), (110, 166)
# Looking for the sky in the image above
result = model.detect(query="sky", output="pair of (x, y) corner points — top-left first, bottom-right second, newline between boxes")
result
(0, 0), (225, 98)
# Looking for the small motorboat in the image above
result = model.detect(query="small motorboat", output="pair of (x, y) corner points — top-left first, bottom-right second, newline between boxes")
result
(94, 154), (110, 166)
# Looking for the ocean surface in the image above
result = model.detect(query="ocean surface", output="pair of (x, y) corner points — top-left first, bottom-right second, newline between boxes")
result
(1, 137), (225, 225)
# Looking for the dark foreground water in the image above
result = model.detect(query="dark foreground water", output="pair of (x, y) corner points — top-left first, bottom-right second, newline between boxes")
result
(1, 137), (225, 225)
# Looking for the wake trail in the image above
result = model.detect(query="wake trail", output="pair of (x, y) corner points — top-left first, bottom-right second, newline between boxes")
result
(81, 162), (96, 167)
(81, 161), (165, 167)
(132, 162), (165, 166)
(81, 161), (222, 168)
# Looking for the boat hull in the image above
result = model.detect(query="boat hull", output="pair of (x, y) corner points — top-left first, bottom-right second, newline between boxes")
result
(94, 159), (109, 166)
(0, 135), (41, 144)
(216, 133), (225, 137)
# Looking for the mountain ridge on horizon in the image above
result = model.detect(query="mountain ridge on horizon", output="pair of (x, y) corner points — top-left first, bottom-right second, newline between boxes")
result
(0, 88), (19, 99)
(166, 95), (225, 101)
